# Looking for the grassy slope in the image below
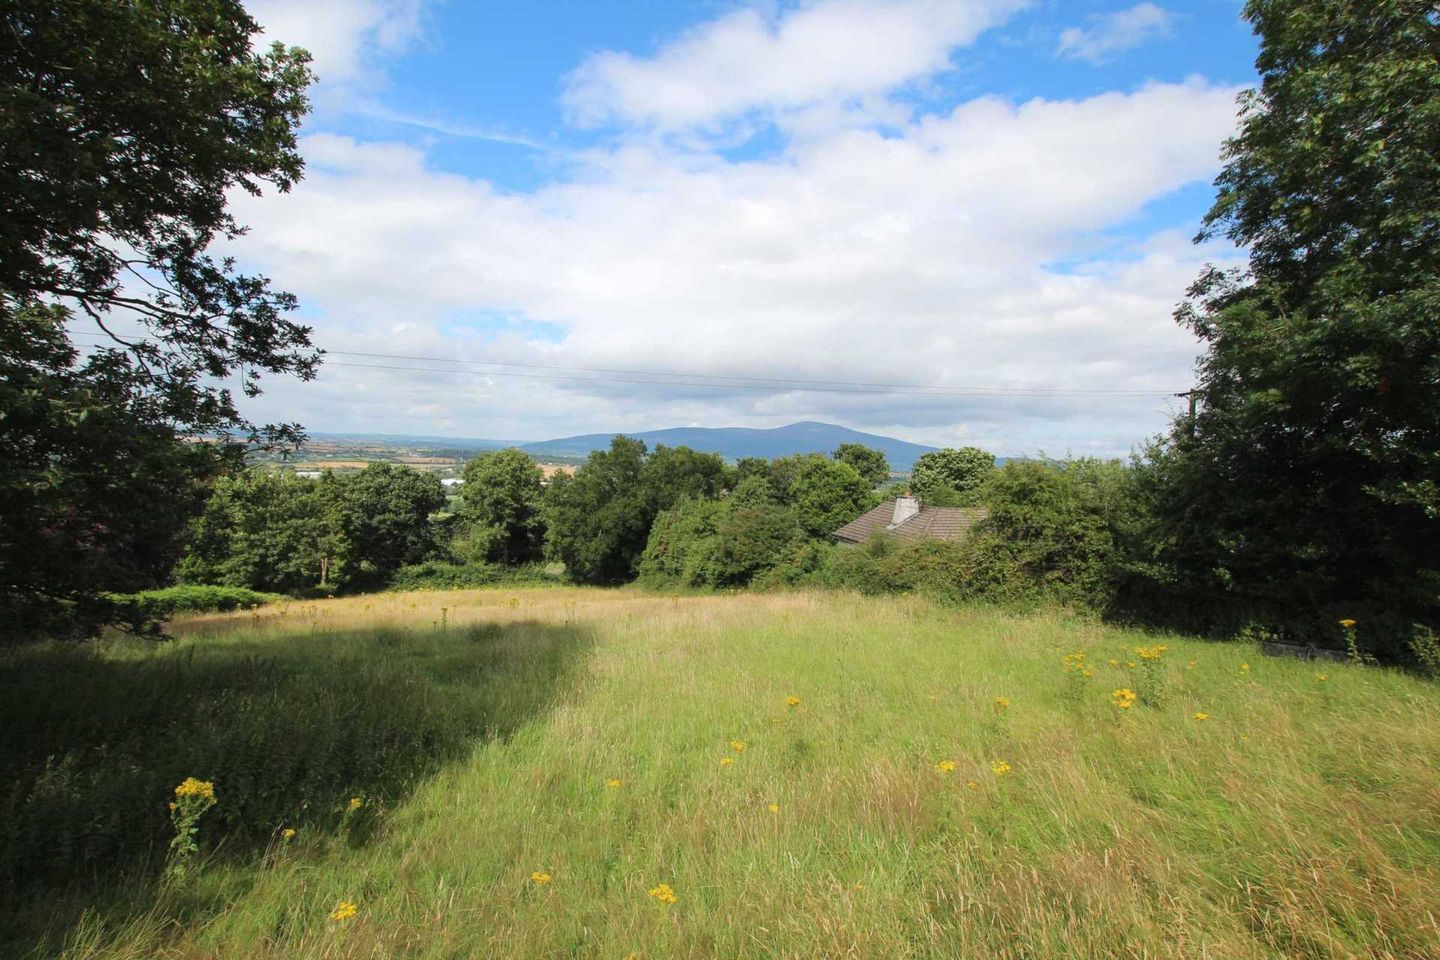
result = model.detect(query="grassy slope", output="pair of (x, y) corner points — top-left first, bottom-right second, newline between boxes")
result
(30, 589), (1440, 959)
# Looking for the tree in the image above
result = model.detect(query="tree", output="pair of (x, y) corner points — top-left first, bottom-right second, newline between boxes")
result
(543, 437), (653, 584)
(458, 449), (545, 564)
(833, 443), (890, 487)
(909, 448), (996, 505)
(1144, 0), (1440, 655)
(336, 464), (446, 583)
(1, 1), (316, 636)
(639, 476), (802, 587)
(641, 445), (728, 512)
(178, 471), (351, 594)
(787, 457), (878, 538)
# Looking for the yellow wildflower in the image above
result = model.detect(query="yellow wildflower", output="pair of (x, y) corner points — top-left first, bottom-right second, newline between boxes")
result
(531, 872), (552, 886)
(1108, 658), (1120, 666)
(719, 757), (733, 767)
(768, 803), (780, 814)
(348, 797), (363, 811)
(329, 901), (357, 922)
(1338, 618), (1357, 629)
(282, 828), (297, 840)
(1239, 663), (1250, 674)
(1316, 673), (1329, 683)
(648, 883), (678, 904)
(1081, 667), (1094, 679)
(1135, 644), (1169, 662)
(174, 778), (215, 801)
(965, 780), (979, 790)
(1125, 661), (1137, 669)
(990, 759), (1013, 777)
(1112, 688), (1137, 709)
(993, 696), (1011, 710)
(935, 760), (956, 774)
(730, 739), (747, 753)
(1062, 651), (1087, 671)
(606, 778), (623, 789)
(1187, 660), (1197, 670)
(786, 695), (801, 707)
(1192, 712), (1209, 721)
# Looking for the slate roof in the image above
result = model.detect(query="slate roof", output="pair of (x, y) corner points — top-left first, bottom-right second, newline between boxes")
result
(832, 500), (988, 544)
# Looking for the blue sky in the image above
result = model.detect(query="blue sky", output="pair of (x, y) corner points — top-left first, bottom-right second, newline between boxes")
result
(221, 0), (1260, 456)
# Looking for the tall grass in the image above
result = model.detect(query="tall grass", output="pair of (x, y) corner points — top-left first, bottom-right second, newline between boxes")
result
(5, 588), (1439, 959)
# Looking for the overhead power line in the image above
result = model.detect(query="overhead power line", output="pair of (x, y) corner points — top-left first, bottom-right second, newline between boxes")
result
(65, 328), (1183, 399)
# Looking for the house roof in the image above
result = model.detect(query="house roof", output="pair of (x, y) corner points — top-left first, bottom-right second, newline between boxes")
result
(832, 500), (988, 544)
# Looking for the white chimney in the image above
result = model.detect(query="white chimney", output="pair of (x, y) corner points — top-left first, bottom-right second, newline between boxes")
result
(889, 495), (920, 528)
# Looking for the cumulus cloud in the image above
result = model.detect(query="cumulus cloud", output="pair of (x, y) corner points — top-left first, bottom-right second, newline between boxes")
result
(245, 0), (424, 83)
(563, 0), (1028, 130)
(1057, 3), (1174, 65)
(225, 74), (1242, 455)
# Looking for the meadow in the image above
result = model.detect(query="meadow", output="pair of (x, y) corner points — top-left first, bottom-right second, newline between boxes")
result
(4, 588), (1439, 959)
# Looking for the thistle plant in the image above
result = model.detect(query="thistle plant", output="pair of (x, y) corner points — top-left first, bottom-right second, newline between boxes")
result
(165, 778), (217, 878)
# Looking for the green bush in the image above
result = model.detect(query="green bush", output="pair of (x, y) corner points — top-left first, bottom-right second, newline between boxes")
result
(103, 585), (281, 630)
(388, 561), (556, 591)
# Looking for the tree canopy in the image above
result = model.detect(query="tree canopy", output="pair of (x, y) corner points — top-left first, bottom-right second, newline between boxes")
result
(1143, 0), (1440, 654)
(909, 448), (997, 505)
(833, 443), (890, 487)
(1, 0), (316, 636)
(458, 449), (546, 564)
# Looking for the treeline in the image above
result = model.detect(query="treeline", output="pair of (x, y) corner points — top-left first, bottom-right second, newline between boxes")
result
(168, 428), (1439, 667)
(173, 440), (940, 593)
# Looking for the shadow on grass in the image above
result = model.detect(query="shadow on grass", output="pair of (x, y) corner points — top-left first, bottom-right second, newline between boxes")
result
(0, 619), (594, 955)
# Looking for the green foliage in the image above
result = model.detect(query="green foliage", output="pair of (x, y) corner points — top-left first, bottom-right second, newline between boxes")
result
(387, 562), (556, 591)
(778, 458), (1142, 613)
(0, 305), (226, 640)
(178, 471), (352, 593)
(0, 617), (592, 900)
(179, 464), (445, 593)
(641, 444), (728, 512)
(639, 477), (803, 588)
(543, 437), (653, 584)
(909, 447), (996, 505)
(333, 463), (446, 585)
(785, 455), (878, 538)
(543, 439), (729, 585)
(103, 586), (280, 631)
(832, 443), (890, 486)
(1141, 0), (1440, 658)
(0, 1), (319, 638)
(458, 449), (546, 564)
(637, 499), (724, 584)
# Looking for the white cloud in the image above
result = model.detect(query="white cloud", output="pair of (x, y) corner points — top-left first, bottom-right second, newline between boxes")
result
(225, 77), (1242, 455)
(1057, 3), (1174, 65)
(244, 0), (424, 83)
(563, 0), (1028, 130)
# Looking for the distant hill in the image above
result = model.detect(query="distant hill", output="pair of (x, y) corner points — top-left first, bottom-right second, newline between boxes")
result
(521, 421), (939, 471)
(307, 432), (518, 450)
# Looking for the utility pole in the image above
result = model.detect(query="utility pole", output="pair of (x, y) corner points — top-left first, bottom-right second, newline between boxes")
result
(1175, 390), (1199, 439)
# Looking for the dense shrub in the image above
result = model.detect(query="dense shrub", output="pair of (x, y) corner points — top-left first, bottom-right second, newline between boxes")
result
(639, 477), (804, 588)
(103, 586), (281, 630)
(388, 561), (557, 591)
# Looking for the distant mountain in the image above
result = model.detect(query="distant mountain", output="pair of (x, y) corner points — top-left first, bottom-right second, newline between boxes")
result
(307, 432), (519, 450)
(521, 421), (939, 471)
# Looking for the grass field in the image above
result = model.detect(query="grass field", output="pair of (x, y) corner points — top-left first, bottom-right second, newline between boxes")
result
(7, 588), (1440, 959)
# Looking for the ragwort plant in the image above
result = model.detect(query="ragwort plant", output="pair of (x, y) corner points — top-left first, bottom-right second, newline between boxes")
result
(165, 777), (216, 879)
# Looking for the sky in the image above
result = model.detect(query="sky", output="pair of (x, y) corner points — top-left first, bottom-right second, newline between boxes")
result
(213, 0), (1260, 456)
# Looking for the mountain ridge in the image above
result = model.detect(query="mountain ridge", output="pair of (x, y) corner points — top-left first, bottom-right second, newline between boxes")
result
(520, 421), (938, 470)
